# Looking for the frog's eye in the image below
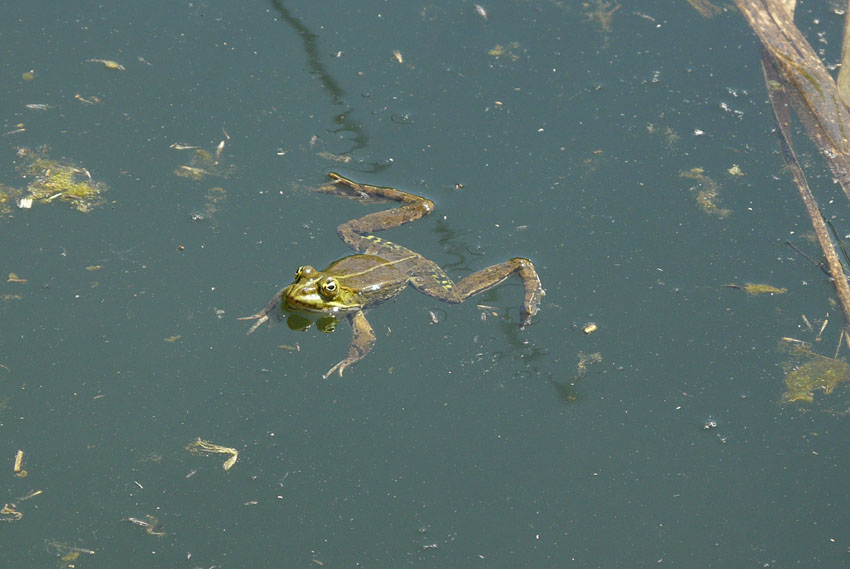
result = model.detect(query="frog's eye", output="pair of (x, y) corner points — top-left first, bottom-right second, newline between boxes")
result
(295, 265), (316, 280)
(319, 277), (339, 299)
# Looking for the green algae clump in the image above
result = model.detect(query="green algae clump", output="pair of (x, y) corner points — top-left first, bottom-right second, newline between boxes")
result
(783, 356), (850, 403)
(16, 147), (107, 212)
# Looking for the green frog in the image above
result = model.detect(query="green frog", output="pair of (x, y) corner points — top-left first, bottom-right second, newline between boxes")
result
(241, 172), (544, 378)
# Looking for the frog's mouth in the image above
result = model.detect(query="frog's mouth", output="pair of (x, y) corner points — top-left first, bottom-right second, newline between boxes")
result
(282, 286), (361, 314)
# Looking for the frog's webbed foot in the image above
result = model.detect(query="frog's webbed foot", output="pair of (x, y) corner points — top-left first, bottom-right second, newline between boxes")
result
(420, 257), (545, 329)
(238, 288), (286, 335)
(516, 258), (545, 329)
(322, 311), (376, 379)
(237, 312), (270, 335)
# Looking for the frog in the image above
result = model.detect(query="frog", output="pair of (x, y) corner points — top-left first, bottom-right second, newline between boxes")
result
(240, 172), (545, 378)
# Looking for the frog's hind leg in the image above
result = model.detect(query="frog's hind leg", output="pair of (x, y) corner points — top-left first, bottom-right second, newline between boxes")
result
(319, 172), (436, 254)
(412, 258), (545, 329)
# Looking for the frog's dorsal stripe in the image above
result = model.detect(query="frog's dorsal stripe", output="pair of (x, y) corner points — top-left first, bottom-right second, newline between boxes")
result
(337, 254), (419, 280)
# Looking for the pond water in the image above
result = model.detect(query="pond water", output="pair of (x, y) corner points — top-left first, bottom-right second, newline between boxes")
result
(2, 1), (849, 567)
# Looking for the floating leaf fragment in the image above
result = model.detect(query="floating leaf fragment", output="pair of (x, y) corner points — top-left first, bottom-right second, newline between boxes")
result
(727, 163), (744, 176)
(7, 273), (26, 283)
(86, 58), (125, 70)
(186, 437), (238, 470)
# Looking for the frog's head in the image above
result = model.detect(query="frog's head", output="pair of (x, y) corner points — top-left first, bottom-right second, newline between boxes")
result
(282, 265), (362, 315)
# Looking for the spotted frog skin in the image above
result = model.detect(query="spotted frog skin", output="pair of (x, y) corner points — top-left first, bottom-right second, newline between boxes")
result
(241, 172), (544, 378)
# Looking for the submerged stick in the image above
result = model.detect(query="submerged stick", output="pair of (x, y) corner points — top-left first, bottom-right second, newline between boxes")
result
(735, 0), (850, 348)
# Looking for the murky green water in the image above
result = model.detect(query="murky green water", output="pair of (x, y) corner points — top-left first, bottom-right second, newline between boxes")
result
(3, 1), (850, 567)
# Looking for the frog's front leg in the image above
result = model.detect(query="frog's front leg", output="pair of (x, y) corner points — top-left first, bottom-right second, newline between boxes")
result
(323, 310), (376, 379)
(412, 257), (545, 328)
(238, 288), (286, 334)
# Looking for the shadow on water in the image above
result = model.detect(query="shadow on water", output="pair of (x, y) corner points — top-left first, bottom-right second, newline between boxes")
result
(268, 0), (389, 175)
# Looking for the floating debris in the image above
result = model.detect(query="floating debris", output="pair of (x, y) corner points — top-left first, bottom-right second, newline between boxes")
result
(783, 356), (850, 403)
(687, 0), (722, 18)
(582, 322), (599, 335)
(86, 58), (125, 71)
(7, 273), (26, 283)
(0, 182), (20, 214)
(185, 437), (238, 470)
(45, 539), (96, 566)
(173, 142), (233, 181)
(18, 489), (43, 501)
(727, 163), (744, 176)
(724, 283), (787, 295)
(190, 186), (228, 223)
(13, 449), (26, 477)
(680, 167), (731, 218)
(0, 503), (22, 522)
(316, 150), (352, 164)
(583, 0), (621, 45)
(74, 93), (102, 105)
(124, 514), (166, 536)
(15, 147), (107, 213)
(487, 42), (521, 61)
(552, 352), (602, 403)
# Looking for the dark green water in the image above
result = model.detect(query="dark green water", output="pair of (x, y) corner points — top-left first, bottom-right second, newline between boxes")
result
(2, 1), (850, 567)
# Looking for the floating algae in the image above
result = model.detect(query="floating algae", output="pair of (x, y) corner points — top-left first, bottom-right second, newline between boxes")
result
(16, 147), (107, 212)
(45, 539), (95, 568)
(189, 186), (228, 223)
(680, 167), (731, 218)
(783, 356), (850, 403)
(552, 351), (602, 403)
(185, 437), (238, 470)
(174, 146), (233, 181)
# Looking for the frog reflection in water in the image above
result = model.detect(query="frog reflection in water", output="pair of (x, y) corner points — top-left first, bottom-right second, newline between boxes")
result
(240, 173), (545, 378)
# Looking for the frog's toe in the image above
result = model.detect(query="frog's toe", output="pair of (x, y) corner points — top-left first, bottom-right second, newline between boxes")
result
(323, 360), (347, 379)
(239, 313), (269, 335)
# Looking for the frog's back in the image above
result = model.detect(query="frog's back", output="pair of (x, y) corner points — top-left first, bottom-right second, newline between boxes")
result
(325, 254), (410, 306)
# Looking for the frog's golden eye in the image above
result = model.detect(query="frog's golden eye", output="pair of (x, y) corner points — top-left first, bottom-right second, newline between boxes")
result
(319, 277), (339, 299)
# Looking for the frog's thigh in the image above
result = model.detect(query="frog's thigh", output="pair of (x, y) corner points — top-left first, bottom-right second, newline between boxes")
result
(409, 259), (458, 302)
